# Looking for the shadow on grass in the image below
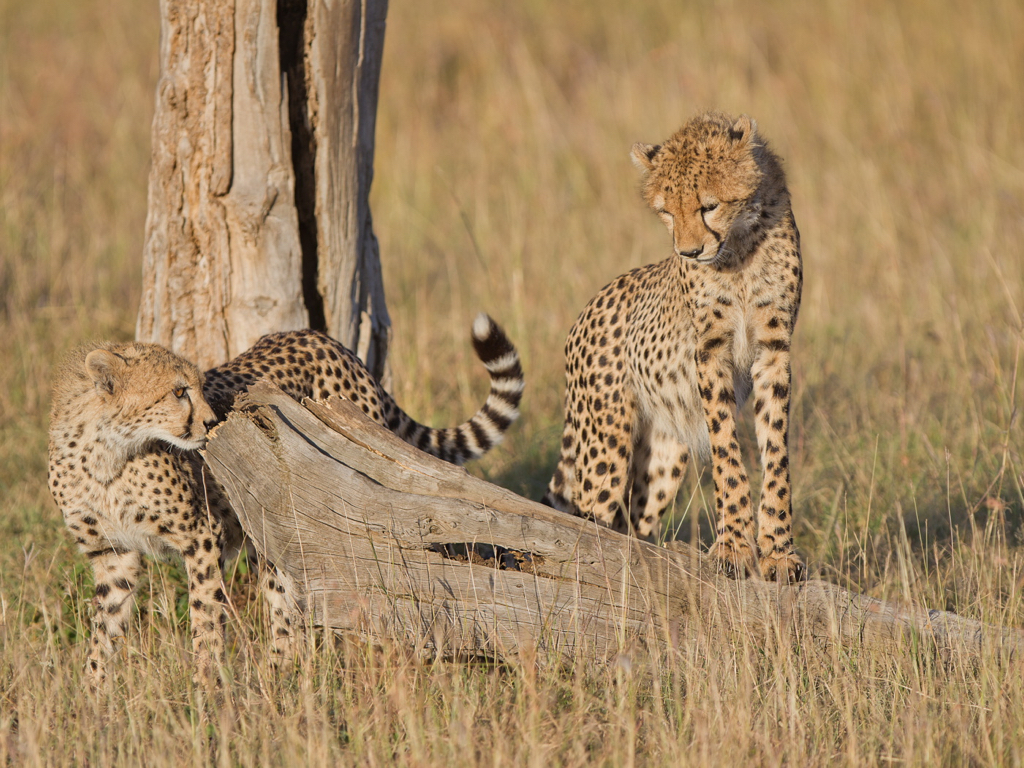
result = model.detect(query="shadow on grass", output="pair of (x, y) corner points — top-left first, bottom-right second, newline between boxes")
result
(484, 434), (561, 504)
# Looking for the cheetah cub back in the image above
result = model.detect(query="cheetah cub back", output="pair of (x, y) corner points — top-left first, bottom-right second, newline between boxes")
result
(542, 111), (804, 582)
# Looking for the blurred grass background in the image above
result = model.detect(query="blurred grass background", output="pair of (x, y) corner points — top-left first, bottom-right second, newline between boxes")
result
(1, 0), (1023, 763)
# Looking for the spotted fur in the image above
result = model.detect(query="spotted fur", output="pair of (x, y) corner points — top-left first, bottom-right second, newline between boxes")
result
(542, 112), (804, 582)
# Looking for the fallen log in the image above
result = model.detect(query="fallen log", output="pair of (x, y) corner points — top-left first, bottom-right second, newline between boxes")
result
(203, 382), (1024, 665)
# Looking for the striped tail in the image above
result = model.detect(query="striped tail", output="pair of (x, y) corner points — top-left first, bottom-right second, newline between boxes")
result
(395, 314), (524, 465)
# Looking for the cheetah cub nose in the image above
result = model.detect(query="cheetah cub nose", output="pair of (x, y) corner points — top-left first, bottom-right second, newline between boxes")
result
(677, 245), (704, 258)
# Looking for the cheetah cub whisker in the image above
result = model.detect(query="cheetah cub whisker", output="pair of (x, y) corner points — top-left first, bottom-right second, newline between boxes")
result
(48, 315), (525, 686)
(542, 111), (805, 583)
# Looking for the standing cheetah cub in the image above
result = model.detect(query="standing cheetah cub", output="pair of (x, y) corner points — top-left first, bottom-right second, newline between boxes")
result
(49, 316), (524, 684)
(48, 342), (224, 683)
(542, 111), (804, 582)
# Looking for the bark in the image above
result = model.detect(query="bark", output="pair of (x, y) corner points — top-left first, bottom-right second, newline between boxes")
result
(304, 0), (391, 380)
(203, 382), (1024, 665)
(137, 0), (390, 377)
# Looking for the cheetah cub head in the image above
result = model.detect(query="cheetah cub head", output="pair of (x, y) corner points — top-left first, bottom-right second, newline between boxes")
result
(86, 343), (216, 453)
(631, 111), (782, 266)
(55, 342), (217, 457)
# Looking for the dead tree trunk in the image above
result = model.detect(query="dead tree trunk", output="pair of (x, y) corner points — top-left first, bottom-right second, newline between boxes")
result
(137, 0), (390, 378)
(203, 382), (1024, 665)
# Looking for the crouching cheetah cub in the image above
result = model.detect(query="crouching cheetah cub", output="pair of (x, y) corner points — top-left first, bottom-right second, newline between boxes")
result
(542, 111), (804, 582)
(49, 316), (524, 684)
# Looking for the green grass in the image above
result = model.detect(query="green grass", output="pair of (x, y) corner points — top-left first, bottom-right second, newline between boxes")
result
(2, 0), (1023, 763)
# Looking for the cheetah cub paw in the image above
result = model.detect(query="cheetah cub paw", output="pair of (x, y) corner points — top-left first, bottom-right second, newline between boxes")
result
(758, 551), (806, 584)
(708, 538), (759, 579)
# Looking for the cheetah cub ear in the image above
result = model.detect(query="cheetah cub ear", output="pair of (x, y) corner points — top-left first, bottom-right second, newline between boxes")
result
(85, 349), (125, 396)
(729, 114), (758, 144)
(630, 142), (660, 172)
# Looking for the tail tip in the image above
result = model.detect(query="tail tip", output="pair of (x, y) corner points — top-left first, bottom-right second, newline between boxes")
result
(472, 313), (495, 341)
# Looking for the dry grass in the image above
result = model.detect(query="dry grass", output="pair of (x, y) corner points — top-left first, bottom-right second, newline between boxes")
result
(1, 0), (1023, 763)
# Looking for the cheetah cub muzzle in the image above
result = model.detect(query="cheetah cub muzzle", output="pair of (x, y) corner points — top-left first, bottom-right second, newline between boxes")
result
(542, 111), (805, 583)
(49, 316), (525, 686)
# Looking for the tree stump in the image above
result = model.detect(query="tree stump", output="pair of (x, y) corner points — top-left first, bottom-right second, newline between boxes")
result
(203, 382), (1024, 664)
(137, 0), (391, 378)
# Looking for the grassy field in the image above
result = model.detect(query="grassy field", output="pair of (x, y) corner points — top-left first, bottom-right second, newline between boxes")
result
(2, 0), (1023, 763)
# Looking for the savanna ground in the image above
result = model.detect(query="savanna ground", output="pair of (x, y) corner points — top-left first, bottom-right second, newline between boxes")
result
(2, 0), (1023, 764)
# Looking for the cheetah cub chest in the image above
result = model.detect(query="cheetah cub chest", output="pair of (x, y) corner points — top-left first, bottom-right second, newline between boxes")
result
(543, 111), (804, 582)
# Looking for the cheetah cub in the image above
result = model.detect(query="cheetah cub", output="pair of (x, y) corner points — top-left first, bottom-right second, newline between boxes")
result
(542, 111), (804, 582)
(48, 343), (224, 684)
(49, 316), (524, 684)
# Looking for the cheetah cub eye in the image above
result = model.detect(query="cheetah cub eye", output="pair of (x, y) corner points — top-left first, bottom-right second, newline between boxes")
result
(173, 386), (187, 399)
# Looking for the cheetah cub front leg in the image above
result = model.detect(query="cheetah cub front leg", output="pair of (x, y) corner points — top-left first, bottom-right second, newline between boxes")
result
(703, 314), (804, 583)
(697, 331), (760, 578)
(748, 331), (804, 582)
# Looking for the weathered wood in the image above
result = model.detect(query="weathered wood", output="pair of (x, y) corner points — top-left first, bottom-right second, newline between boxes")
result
(203, 382), (1024, 664)
(137, 0), (391, 374)
(305, 0), (391, 382)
